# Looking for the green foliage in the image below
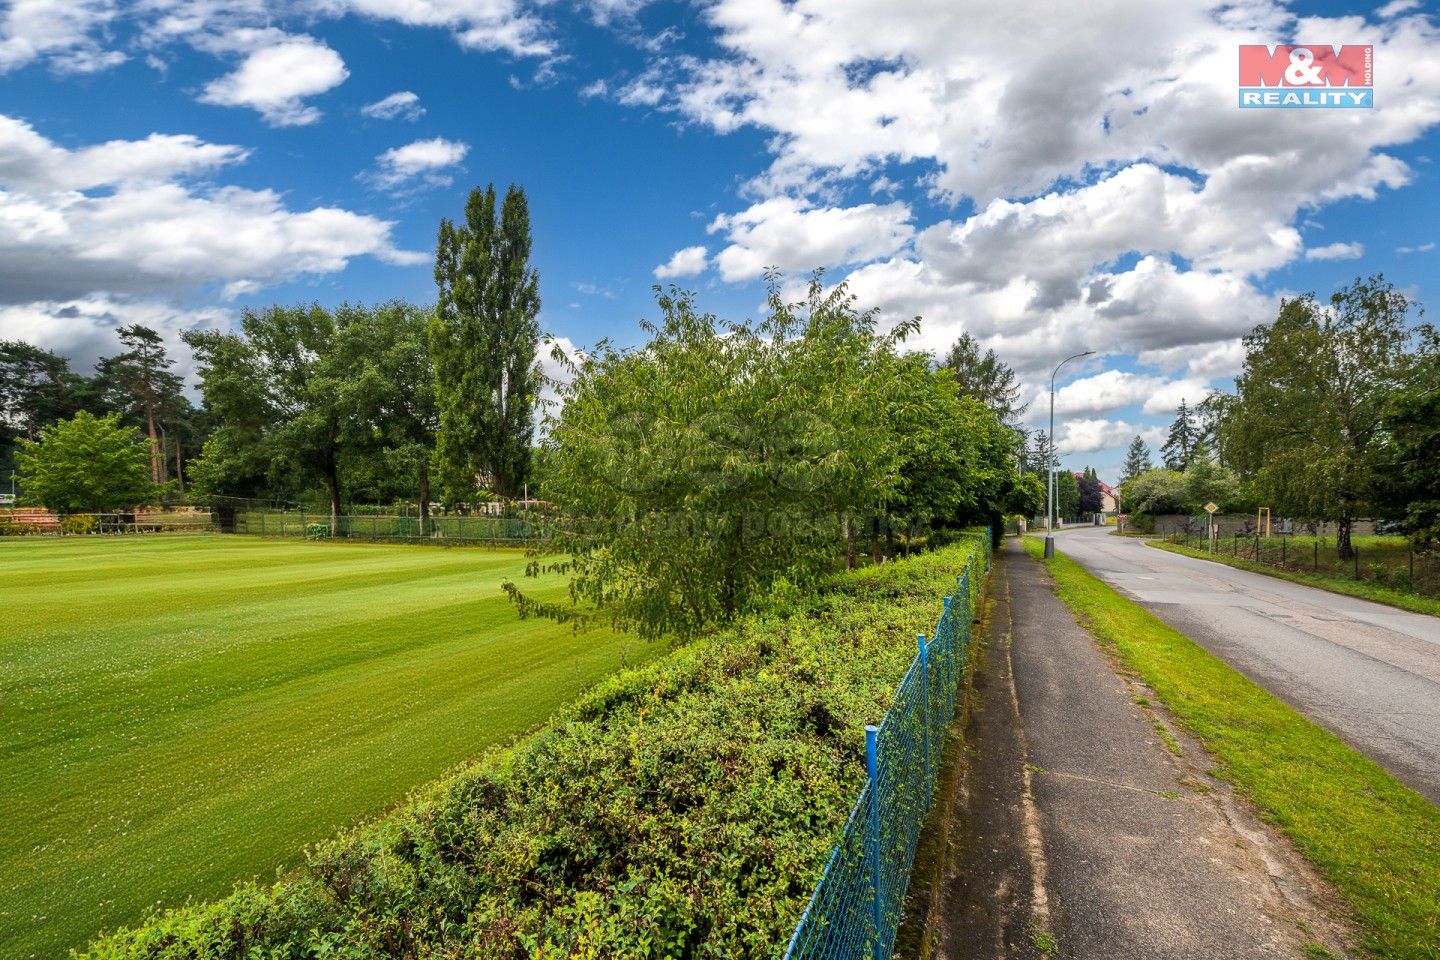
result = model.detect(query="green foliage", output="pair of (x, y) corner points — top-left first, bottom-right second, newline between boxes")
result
(1379, 347), (1440, 545)
(1123, 468), (1189, 516)
(1077, 466), (1103, 514)
(79, 537), (988, 960)
(1006, 472), (1045, 518)
(516, 278), (1013, 639)
(1054, 468), (1080, 520)
(1161, 398), (1198, 470)
(16, 411), (154, 512)
(59, 514), (97, 535)
(331, 301), (439, 521)
(432, 184), (541, 500)
(0, 516), (39, 535)
(1119, 435), (1153, 485)
(940, 331), (1027, 426)
(1214, 275), (1434, 558)
(1182, 451), (1248, 514)
(98, 324), (185, 485)
(186, 303), (436, 523)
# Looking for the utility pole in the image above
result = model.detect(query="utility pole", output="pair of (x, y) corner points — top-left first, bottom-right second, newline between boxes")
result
(1046, 350), (1095, 559)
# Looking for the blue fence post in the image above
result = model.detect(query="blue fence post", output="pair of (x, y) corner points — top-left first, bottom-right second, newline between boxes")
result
(917, 634), (930, 793)
(942, 596), (954, 690)
(866, 724), (882, 960)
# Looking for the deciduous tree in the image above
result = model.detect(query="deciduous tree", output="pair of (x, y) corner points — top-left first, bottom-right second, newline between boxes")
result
(432, 184), (541, 500)
(331, 302), (439, 531)
(16, 411), (153, 513)
(1213, 275), (1432, 558)
(511, 278), (1018, 639)
(184, 305), (348, 527)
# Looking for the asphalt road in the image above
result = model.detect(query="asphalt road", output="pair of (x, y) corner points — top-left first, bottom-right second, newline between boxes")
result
(1050, 526), (1440, 807)
(929, 543), (1351, 959)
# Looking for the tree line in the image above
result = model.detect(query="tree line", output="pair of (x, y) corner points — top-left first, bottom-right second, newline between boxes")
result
(1118, 274), (1438, 558)
(5, 184), (544, 523)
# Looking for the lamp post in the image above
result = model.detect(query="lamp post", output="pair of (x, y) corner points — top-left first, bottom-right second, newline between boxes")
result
(1045, 350), (1095, 559)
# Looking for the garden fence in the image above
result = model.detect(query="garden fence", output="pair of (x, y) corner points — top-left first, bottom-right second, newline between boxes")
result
(1166, 532), (1439, 599)
(783, 528), (991, 960)
(232, 509), (535, 544)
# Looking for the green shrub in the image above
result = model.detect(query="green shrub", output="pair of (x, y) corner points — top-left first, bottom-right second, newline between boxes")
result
(306, 523), (331, 540)
(0, 518), (38, 536)
(60, 514), (97, 535)
(81, 535), (988, 959)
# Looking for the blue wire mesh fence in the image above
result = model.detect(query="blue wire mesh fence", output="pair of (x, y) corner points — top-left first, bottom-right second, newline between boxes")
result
(783, 527), (991, 960)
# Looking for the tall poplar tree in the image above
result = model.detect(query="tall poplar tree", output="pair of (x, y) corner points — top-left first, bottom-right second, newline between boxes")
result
(431, 184), (541, 501)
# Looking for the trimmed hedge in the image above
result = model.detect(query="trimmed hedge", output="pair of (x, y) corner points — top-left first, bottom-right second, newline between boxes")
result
(82, 535), (987, 959)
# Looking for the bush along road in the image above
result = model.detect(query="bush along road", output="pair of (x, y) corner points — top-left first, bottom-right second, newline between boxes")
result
(80, 535), (990, 960)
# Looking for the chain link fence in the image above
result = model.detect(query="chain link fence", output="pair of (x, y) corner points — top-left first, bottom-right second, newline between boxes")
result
(783, 530), (990, 960)
(232, 509), (535, 544)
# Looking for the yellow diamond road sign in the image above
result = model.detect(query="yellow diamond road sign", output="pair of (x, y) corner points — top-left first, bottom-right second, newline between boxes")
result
(1204, 502), (1219, 514)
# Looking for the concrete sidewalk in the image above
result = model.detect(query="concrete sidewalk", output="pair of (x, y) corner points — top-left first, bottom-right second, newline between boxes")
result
(922, 539), (1354, 960)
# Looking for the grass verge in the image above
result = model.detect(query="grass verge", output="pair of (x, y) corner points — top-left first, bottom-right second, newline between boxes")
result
(1148, 540), (1440, 618)
(1022, 537), (1440, 960)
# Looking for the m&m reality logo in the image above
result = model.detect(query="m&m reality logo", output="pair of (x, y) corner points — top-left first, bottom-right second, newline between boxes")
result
(1238, 45), (1373, 108)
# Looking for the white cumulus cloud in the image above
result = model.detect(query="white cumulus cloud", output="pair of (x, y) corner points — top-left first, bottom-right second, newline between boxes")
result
(366, 137), (470, 190)
(0, 114), (424, 309)
(199, 34), (349, 126)
(653, 245), (708, 278)
(1305, 241), (1364, 261)
(709, 197), (914, 282)
(361, 90), (425, 121)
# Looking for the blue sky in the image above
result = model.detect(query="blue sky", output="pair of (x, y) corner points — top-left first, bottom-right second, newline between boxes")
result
(2, 0), (1438, 483)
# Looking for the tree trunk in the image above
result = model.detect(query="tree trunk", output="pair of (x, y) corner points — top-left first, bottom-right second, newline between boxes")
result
(870, 516), (882, 565)
(418, 463), (430, 537)
(326, 461), (341, 535)
(1337, 518), (1353, 561)
(145, 408), (161, 484)
(845, 516), (856, 570)
(174, 438), (184, 495)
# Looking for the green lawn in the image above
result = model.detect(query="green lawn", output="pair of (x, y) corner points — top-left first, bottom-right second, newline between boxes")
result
(1023, 537), (1440, 960)
(0, 535), (652, 960)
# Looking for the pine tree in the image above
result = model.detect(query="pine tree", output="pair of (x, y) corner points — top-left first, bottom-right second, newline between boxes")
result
(1161, 399), (1198, 470)
(431, 184), (542, 500)
(1120, 435), (1154, 484)
(941, 331), (1027, 425)
(103, 325), (183, 485)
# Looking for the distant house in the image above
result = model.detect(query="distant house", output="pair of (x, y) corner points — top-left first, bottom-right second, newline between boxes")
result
(1097, 480), (1118, 513)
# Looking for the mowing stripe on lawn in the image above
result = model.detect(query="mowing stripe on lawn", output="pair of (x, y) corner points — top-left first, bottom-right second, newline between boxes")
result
(1022, 537), (1440, 960)
(0, 536), (656, 960)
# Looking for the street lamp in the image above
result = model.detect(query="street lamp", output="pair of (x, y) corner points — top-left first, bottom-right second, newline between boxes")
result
(1046, 350), (1096, 559)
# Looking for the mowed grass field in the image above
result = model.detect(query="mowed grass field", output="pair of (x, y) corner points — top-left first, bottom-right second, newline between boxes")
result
(0, 536), (653, 959)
